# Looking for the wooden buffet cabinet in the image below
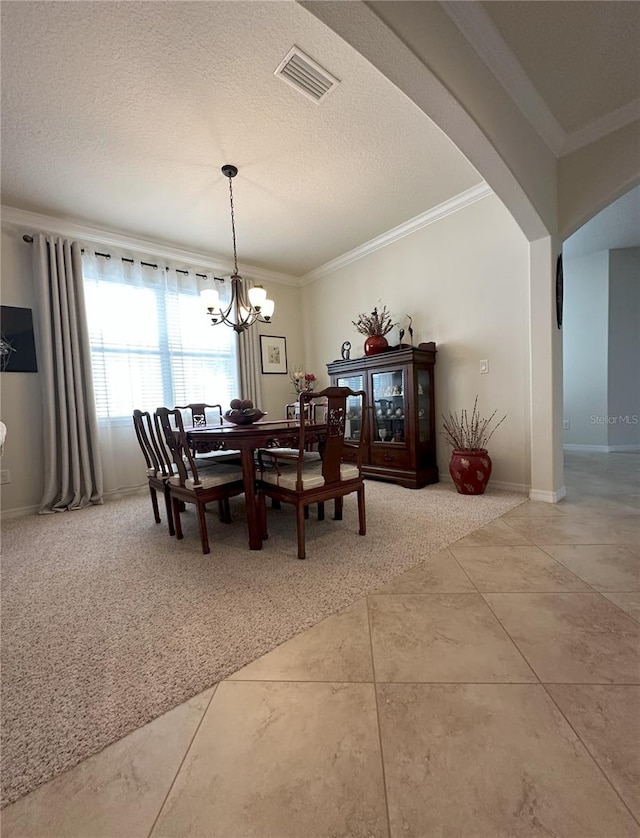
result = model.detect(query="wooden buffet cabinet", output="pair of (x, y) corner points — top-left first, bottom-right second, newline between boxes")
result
(327, 343), (438, 488)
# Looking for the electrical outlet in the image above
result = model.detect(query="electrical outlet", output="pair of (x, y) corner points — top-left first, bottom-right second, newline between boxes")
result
(563, 420), (570, 430)
(0, 469), (10, 485)
(479, 359), (489, 374)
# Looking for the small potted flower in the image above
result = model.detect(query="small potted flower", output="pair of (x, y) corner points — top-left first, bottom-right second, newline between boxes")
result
(441, 396), (506, 494)
(352, 305), (395, 356)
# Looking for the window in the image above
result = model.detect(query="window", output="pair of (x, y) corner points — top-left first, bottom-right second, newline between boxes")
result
(83, 252), (238, 420)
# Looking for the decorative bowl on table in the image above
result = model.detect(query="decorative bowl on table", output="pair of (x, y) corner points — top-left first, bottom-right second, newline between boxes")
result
(224, 408), (266, 425)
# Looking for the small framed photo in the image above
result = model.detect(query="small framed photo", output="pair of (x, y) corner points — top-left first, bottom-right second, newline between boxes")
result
(260, 334), (288, 374)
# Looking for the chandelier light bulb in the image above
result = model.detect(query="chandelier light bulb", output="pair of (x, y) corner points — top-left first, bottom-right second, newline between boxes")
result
(200, 287), (220, 311)
(260, 298), (275, 321)
(247, 285), (267, 309)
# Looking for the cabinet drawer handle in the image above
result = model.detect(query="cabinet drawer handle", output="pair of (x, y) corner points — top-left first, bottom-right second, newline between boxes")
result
(383, 453), (395, 462)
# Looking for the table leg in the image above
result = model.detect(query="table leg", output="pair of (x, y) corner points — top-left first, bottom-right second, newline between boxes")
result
(241, 447), (262, 550)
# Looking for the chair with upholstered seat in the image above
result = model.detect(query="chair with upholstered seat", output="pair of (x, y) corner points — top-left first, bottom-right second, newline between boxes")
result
(133, 409), (176, 535)
(256, 386), (367, 559)
(154, 407), (245, 554)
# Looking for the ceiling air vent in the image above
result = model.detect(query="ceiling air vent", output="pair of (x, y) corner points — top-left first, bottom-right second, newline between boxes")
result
(274, 46), (340, 103)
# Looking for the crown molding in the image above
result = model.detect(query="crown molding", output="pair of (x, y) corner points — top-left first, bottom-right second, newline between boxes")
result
(440, 1), (640, 159)
(300, 182), (492, 285)
(0, 205), (299, 287)
(562, 97), (640, 155)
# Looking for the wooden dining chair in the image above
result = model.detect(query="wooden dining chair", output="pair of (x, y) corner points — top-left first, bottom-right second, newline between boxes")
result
(154, 407), (245, 554)
(174, 402), (241, 463)
(256, 387), (367, 559)
(132, 409), (176, 535)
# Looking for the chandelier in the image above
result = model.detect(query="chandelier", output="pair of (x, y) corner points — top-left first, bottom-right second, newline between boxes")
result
(200, 164), (275, 333)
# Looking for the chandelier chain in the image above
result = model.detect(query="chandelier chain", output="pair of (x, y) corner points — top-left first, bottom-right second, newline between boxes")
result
(228, 175), (239, 276)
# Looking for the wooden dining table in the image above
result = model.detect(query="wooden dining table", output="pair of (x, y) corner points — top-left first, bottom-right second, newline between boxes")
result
(187, 418), (326, 550)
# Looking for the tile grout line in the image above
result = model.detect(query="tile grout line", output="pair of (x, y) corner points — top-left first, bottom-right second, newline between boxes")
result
(476, 592), (541, 684)
(598, 595), (640, 625)
(540, 682), (640, 829)
(444, 545), (482, 595)
(146, 682), (220, 838)
(534, 544), (612, 594)
(365, 594), (393, 838)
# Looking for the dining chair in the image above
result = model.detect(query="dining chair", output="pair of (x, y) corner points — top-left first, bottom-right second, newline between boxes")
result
(132, 409), (176, 535)
(174, 402), (240, 463)
(256, 387), (367, 559)
(154, 407), (244, 554)
(284, 397), (327, 424)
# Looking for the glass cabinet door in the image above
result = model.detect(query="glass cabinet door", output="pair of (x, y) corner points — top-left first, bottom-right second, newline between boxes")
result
(337, 374), (364, 443)
(417, 368), (431, 443)
(371, 369), (405, 445)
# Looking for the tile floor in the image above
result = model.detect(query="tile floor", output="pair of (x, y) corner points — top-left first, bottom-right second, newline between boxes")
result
(3, 452), (639, 837)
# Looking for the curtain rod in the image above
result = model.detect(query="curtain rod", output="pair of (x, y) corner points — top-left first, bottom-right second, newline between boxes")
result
(21, 234), (222, 280)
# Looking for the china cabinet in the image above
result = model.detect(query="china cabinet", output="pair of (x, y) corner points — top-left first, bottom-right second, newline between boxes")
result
(327, 343), (438, 488)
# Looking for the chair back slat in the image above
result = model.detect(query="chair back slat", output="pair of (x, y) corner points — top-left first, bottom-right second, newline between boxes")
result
(155, 407), (200, 486)
(133, 410), (155, 472)
(133, 409), (174, 477)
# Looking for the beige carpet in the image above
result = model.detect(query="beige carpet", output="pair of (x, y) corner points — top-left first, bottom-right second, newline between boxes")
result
(1, 480), (526, 806)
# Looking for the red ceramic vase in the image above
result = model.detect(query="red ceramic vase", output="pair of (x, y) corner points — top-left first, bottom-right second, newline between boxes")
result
(449, 449), (492, 495)
(364, 334), (389, 356)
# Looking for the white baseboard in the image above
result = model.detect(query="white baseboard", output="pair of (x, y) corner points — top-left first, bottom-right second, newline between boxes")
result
(1, 502), (40, 520)
(564, 444), (640, 453)
(439, 474), (528, 494)
(529, 485), (568, 503)
(104, 484), (146, 500)
(0, 484), (146, 521)
(486, 479), (529, 494)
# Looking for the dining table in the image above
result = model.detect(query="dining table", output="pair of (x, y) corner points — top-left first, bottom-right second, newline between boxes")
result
(186, 418), (326, 550)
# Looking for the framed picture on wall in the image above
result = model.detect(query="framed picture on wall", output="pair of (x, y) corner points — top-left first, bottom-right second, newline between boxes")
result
(1, 305), (38, 372)
(260, 335), (287, 374)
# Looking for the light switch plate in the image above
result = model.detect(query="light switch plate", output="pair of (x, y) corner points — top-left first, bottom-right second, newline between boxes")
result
(479, 359), (489, 374)
(0, 469), (10, 485)
(563, 420), (570, 430)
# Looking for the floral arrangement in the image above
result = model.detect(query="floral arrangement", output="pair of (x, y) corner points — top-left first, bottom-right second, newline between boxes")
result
(290, 367), (316, 395)
(352, 305), (395, 337)
(441, 396), (506, 451)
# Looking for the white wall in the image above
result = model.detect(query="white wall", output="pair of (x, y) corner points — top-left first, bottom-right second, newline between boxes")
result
(301, 193), (531, 490)
(563, 252), (610, 446)
(253, 280), (304, 419)
(0, 227), (45, 513)
(608, 248), (640, 447)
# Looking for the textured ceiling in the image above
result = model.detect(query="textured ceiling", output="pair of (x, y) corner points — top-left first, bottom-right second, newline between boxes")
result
(0, 0), (480, 277)
(482, 1), (640, 135)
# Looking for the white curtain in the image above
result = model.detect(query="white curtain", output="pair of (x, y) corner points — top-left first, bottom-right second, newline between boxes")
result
(82, 250), (239, 493)
(33, 235), (104, 512)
